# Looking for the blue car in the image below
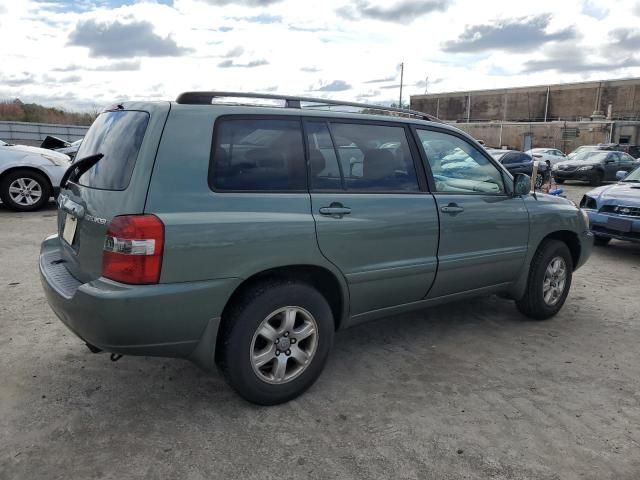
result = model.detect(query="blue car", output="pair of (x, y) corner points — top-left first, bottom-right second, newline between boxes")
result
(580, 168), (640, 245)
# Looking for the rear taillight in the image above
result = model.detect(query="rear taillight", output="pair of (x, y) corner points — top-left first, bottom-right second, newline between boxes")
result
(102, 215), (164, 284)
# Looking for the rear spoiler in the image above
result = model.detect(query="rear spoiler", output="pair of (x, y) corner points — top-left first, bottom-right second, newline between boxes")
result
(40, 135), (70, 150)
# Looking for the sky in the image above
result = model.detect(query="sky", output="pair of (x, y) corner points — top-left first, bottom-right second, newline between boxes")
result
(1, 0), (640, 111)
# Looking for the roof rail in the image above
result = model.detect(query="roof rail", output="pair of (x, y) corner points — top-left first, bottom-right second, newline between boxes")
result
(175, 91), (441, 122)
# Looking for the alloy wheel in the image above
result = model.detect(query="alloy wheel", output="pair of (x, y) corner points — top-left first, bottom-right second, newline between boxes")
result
(8, 177), (43, 206)
(542, 256), (567, 306)
(250, 306), (319, 384)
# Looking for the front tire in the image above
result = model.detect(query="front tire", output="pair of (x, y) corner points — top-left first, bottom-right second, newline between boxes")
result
(516, 239), (573, 320)
(218, 280), (334, 405)
(589, 171), (603, 186)
(0, 170), (51, 211)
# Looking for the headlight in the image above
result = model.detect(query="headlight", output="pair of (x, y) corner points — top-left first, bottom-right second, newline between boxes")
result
(577, 165), (593, 171)
(41, 154), (70, 166)
(579, 195), (597, 209)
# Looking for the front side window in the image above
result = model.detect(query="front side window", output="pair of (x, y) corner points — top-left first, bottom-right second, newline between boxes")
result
(211, 118), (306, 191)
(327, 123), (419, 192)
(417, 129), (505, 194)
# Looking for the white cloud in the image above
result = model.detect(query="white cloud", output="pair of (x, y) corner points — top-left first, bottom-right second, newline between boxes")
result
(1, 0), (640, 111)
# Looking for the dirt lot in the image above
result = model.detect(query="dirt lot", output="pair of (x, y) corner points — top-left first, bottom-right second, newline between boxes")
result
(1, 183), (639, 480)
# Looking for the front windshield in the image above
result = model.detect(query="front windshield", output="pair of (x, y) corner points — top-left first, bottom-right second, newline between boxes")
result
(568, 146), (593, 158)
(572, 151), (608, 162)
(622, 167), (640, 182)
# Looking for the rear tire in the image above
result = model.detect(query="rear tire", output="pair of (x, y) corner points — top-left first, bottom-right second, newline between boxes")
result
(589, 171), (603, 186)
(218, 280), (334, 405)
(516, 239), (573, 320)
(594, 236), (611, 246)
(0, 170), (51, 211)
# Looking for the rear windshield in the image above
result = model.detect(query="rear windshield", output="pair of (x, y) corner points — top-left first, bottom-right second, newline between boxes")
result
(75, 110), (149, 190)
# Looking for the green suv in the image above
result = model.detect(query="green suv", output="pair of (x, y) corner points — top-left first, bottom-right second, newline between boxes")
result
(40, 92), (593, 405)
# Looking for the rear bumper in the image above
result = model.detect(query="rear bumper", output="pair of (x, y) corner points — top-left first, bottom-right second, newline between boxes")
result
(39, 234), (241, 363)
(587, 211), (640, 243)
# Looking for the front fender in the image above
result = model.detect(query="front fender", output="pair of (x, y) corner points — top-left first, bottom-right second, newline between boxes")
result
(508, 193), (591, 299)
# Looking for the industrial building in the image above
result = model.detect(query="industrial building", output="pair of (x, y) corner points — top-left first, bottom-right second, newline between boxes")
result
(410, 77), (640, 152)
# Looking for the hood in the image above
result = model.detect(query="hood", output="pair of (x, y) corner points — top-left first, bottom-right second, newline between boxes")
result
(535, 192), (574, 206)
(555, 159), (601, 168)
(586, 182), (640, 206)
(2, 143), (70, 161)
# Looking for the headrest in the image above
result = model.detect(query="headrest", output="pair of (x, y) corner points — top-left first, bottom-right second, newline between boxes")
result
(308, 149), (326, 176)
(245, 148), (284, 169)
(364, 149), (396, 179)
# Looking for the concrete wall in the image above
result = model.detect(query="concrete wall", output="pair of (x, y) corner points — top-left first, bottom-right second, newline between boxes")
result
(450, 121), (634, 152)
(411, 78), (640, 122)
(0, 121), (89, 147)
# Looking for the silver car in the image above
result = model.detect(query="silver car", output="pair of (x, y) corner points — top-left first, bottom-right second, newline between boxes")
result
(525, 148), (567, 165)
(0, 139), (70, 211)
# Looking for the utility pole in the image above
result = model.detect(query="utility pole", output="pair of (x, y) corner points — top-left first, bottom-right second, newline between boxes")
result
(398, 62), (404, 108)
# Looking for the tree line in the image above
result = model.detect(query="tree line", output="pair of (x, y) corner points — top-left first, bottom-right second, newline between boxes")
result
(0, 99), (97, 126)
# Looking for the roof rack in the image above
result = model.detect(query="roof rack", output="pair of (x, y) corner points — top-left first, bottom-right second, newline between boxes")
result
(175, 91), (441, 122)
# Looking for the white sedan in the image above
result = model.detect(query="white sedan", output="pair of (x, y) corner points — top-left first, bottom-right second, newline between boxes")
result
(525, 148), (567, 165)
(0, 139), (70, 211)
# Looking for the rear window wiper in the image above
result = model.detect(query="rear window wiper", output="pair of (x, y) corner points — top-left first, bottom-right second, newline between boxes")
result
(59, 153), (104, 189)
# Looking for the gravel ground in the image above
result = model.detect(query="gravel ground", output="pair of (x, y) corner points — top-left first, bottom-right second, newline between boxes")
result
(1, 183), (639, 480)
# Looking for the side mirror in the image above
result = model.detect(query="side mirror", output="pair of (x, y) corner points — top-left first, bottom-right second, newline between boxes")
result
(514, 173), (531, 196)
(616, 170), (627, 181)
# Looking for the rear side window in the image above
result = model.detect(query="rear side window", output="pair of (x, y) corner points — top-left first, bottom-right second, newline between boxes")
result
(306, 122), (343, 190)
(314, 122), (420, 192)
(211, 118), (306, 191)
(75, 110), (149, 190)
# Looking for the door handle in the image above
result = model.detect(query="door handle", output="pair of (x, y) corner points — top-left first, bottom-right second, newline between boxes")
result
(319, 203), (351, 217)
(441, 203), (464, 214)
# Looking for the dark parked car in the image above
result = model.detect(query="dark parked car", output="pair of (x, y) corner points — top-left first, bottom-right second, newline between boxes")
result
(580, 167), (640, 245)
(598, 143), (640, 158)
(487, 149), (548, 189)
(567, 143), (640, 160)
(553, 150), (637, 186)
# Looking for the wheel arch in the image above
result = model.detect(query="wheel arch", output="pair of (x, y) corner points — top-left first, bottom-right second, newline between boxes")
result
(509, 229), (581, 300)
(542, 230), (581, 270)
(0, 165), (54, 193)
(216, 263), (349, 347)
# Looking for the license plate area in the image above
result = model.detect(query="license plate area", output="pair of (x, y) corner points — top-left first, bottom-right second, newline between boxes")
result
(607, 216), (632, 233)
(62, 213), (78, 245)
